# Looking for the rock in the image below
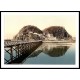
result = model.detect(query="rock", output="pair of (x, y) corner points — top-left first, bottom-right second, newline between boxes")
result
(13, 25), (72, 41)
(43, 26), (72, 40)
(13, 25), (43, 41)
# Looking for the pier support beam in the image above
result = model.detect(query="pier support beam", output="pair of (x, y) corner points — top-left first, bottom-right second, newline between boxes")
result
(10, 46), (13, 61)
(4, 41), (42, 64)
(17, 45), (19, 57)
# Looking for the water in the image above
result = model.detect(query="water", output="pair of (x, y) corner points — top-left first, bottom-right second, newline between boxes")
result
(23, 43), (75, 64)
(4, 43), (75, 64)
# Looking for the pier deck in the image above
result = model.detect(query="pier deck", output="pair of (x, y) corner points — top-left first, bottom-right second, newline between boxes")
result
(4, 40), (42, 64)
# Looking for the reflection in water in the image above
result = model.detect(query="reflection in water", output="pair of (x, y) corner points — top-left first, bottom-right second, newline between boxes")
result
(44, 46), (69, 57)
(23, 43), (75, 64)
(28, 43), (70, 58)
(5, 42), (75, 64)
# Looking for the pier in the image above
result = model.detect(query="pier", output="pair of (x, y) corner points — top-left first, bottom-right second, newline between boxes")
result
(4, 40), (42, 64)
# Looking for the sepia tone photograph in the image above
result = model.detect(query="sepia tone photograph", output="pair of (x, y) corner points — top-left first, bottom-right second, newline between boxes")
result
(1, 12), (79, 68)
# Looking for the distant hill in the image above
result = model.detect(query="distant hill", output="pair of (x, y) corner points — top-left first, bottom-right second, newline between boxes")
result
(19, 25), (43, 34)
(13, 25), (72, 41)
(13, 25), (43, 40)
(43, 26), (72, 39)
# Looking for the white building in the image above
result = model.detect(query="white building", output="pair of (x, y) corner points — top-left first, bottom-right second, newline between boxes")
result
(45, 33), (57, 41)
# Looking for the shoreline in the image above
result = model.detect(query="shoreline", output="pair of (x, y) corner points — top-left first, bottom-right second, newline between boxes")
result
(43, 40), (75, 43)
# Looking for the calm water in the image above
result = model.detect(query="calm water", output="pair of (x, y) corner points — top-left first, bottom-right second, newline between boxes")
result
(5, 43), (75, 64)
(23, 43), (75, 64)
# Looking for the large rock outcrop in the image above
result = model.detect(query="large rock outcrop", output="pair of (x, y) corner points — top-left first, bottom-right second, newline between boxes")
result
(13, 25), (43, 41)
(13, 25), (72, 41)
(43, 26), (72, 39)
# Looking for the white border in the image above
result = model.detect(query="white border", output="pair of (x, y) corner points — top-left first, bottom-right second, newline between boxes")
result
(1, 12), (79, 68)
(2, 12), (78, 16)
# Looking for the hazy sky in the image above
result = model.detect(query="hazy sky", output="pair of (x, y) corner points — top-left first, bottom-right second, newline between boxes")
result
(3, 12), (78, 39)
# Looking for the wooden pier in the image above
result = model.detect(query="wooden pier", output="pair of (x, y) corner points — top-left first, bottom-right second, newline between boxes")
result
(4, 40), (42, 64)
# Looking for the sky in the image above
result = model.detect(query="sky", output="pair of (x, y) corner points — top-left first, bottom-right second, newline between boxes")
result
(2, 12), (78, 39)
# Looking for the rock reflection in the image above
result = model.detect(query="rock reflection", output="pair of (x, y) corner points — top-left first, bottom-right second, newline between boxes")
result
(44, 46), (69, 57)
(28, 43), (71, 58)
